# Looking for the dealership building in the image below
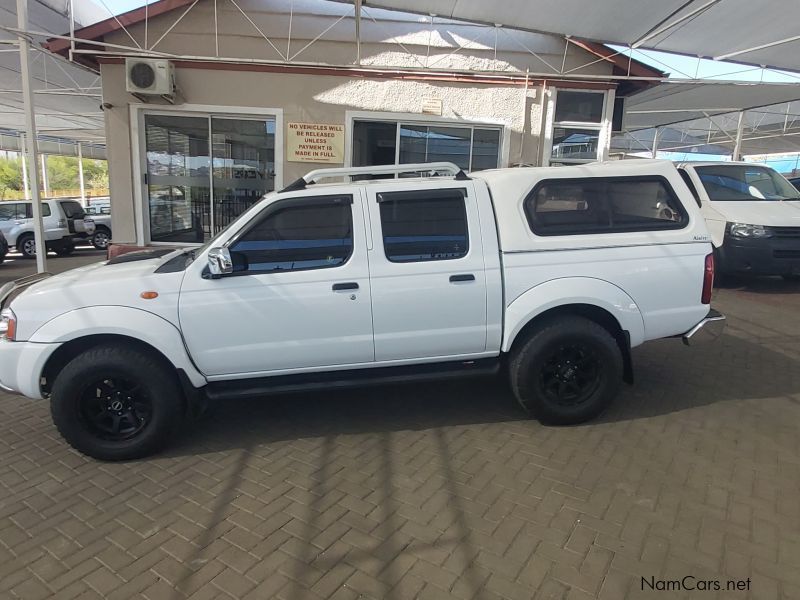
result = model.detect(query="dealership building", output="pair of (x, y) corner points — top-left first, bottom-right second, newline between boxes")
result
(47, 0), (662, 247)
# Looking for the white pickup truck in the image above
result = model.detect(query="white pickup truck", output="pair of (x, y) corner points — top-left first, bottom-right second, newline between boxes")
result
(0, 160), (725, 460)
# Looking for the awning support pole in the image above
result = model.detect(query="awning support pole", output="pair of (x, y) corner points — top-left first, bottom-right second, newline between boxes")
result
(16, 0), (47, 273)
(40, 153), (50, 197)
(732, 111), (745, 161)
(651, 127), (660, 158)
(20, 134), (30, 199)
(354, 0), (362, 65)
(77, 142), (85, 205)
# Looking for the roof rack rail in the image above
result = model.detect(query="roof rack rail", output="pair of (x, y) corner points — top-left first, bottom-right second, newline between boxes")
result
(279, 162), (468, 192)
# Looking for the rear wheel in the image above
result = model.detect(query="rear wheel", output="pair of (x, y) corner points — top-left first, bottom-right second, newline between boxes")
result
(55, 243), (75, 256)
(50, 344), (183, 460)
(17, 234), (36, 259)
(92, 228), (111, 250)
(509, 316), (622, 424)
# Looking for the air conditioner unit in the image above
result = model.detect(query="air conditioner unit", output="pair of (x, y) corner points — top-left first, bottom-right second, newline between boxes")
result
(125, 58), (175, 97)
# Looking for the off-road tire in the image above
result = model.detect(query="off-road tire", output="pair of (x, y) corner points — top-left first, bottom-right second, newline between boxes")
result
(50, 344), (183, 461)
(509, 316), (623, 424)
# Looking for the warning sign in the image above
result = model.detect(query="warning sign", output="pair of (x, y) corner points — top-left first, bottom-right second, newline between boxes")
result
(287, 122), (345, 163)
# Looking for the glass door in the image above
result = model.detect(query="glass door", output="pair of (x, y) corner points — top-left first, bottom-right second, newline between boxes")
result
(211, 117), (276, 234)
(144, 114), (210, 243)
(143, 113), (277, 243)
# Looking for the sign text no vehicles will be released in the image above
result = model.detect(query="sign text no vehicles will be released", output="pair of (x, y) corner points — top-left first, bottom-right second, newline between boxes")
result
(287, 122), (345, 163)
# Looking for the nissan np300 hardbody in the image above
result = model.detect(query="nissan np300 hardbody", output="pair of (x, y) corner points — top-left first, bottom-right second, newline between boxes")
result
(0, 160), (725, 460)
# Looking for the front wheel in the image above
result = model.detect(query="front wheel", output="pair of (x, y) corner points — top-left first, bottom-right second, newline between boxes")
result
(50, 344), (183, 460)
(509, 316), (623, 424)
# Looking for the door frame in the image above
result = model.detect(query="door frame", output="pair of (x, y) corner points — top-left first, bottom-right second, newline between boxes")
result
(130, 103), (284, 246)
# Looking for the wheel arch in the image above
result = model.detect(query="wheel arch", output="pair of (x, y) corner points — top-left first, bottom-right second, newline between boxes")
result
(30, 306), (207, 392)
(503, 278), (645, 383)
(42, 334), (179, 397)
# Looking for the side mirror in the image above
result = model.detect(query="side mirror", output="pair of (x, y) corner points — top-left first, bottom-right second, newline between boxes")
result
(207, 247), (233, 278)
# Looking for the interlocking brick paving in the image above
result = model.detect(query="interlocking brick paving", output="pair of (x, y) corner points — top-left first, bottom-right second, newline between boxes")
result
(1, 255), (799, 599)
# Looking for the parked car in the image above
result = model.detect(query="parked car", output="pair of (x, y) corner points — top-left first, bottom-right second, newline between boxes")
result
(789, 176), (800, 192)
(677, 162), (800, 280)
(0, 230), (7, 264)
(83, 205), (112, 250)
(0, 199), (96, 259)
(0, 160), (724, 460)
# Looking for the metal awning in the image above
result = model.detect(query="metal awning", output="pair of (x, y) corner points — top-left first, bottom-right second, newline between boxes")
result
(355, 0), (800, 74)
(615, 81), (800, 157)
(0, 0), (105, 149)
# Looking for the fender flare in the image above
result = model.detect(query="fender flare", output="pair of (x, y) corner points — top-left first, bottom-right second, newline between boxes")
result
(30, 306), (206, 388)
(503, 277), (645, 352)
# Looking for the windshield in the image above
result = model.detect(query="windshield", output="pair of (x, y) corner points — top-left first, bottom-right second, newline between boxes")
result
(694, 165), (800, 201)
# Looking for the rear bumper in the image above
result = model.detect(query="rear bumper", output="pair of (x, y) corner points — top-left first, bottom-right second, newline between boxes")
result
(682, 309), (726, 346)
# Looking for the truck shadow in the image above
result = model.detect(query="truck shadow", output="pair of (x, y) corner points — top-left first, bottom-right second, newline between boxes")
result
(166, 331), (800, 456)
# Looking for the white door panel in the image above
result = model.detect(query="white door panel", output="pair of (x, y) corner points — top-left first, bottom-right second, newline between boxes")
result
(179, 189), (374, 376)
(365, 182), (487, 362)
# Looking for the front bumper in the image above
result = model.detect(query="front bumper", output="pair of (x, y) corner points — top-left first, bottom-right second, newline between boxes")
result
(0, 338), (59, 399)
(718, 233), (800, 276)
(682, 309), (726, 346)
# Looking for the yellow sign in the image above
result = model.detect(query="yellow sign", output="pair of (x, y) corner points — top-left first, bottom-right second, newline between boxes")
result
(287, 122), (345, 163)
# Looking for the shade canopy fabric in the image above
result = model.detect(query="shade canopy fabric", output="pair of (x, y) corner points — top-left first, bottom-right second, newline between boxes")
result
(613, 82), (800, 156)
(356, 0), (800, 73)
(0, 0), (106, 151)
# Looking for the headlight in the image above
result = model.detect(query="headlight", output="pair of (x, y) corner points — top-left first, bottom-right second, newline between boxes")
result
(0, 308), (16, 341)
(728, 223), (773, 238)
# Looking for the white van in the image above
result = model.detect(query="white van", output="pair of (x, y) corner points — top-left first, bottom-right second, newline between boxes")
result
(677, 162), (800, 280)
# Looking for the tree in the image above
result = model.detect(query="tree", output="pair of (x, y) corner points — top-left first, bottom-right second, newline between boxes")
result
(0, 157), (23, 199)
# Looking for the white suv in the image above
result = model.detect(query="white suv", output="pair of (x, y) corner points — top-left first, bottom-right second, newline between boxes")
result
(0, 199), (96, 258)
(0, 160), (724, 460)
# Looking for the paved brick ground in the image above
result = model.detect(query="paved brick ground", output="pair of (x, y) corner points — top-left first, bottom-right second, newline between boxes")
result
(1, 253), (799, 599)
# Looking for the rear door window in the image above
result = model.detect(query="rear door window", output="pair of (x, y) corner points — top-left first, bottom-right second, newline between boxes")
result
(377, 188), (469, 262)
(525, 177), (688, 236)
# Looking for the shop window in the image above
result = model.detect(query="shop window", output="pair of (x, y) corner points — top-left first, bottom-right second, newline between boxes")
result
(378, 189), (469, 262)
(524, 177), (687, 236)
(352, 120), (501, 173)
(548, 90), (607, 166)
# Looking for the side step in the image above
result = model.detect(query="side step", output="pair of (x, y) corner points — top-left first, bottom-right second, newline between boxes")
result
(205, 358), (500, 402)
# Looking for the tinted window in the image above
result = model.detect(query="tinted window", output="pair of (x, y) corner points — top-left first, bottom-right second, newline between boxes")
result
(694, 165), (800, 201)
(378, 189), (468, 262)
(554, 91), (604, 123)
(0, 203), (25, 220)
(678, 170), (702, 208)
(230, 197), (353, 273)
(525, 177), (687, 236)
(59, 201), (85, 219)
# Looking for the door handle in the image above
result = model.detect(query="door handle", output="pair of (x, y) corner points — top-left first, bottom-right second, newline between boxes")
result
(332, 282), (359, 291)
(449, 274), (475, 282)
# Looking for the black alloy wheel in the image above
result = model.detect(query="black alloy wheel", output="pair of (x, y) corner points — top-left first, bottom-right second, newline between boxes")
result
(78, 377), (153, 441)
